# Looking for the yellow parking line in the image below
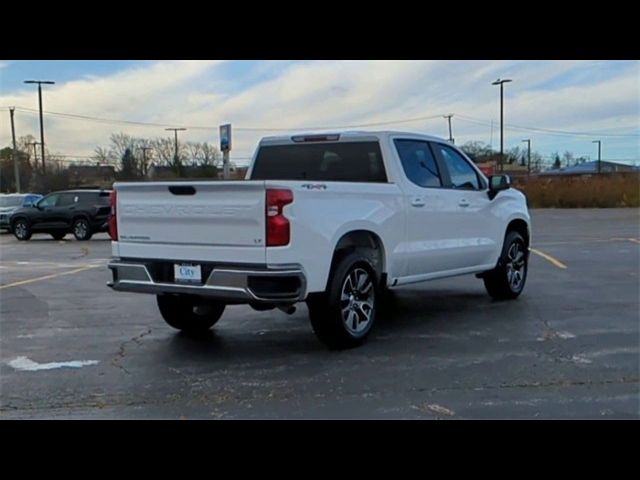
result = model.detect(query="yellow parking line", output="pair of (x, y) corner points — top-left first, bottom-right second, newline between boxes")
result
(0, 265), (101, 290)
(530, 248), (568, 270)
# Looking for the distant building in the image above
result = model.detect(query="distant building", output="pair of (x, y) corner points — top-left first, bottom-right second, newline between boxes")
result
(67, 164), (116, 187)
(539, 160), (639, 176)
(475, 159), (530, 177)
(147, 164), (219, 180)
(218, 166), (248, 180)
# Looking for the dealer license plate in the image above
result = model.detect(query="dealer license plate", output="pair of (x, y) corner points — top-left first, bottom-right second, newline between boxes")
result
(174, 264), (202, 284)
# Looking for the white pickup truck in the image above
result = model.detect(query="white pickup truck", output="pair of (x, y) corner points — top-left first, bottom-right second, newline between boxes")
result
(108, 131), (531, 349)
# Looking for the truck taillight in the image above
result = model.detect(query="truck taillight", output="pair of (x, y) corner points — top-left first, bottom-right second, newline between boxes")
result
(108, 190), (118, 241)
(266, 189), (293, 247)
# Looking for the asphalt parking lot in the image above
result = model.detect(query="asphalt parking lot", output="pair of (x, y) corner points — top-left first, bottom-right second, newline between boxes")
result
(1, 208), (638, 419)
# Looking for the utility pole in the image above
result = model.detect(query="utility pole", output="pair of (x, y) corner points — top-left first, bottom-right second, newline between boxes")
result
(443, 114), (454, 144)
(165, 128), (186, 176)
(522, 139), (531, 175)
(139, 146), (153, 177)
(220, 124), (232, 180)
(24, 80), (55, 176)
(492, 78), (512, 173)
(9, 108), (21, 192)
(592, 140), (602, 174)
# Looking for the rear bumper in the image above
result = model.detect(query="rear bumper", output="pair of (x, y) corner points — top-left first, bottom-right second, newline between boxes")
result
(107, 259), (306, 304)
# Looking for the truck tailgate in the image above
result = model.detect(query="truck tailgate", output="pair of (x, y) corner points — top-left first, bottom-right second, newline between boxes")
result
(114, 181), (267, 264)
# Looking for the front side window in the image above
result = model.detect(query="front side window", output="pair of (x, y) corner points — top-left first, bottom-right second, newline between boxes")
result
(38, 194), (60, 208)
(434, 144), (481, 190)
(394, 139), (442, 188)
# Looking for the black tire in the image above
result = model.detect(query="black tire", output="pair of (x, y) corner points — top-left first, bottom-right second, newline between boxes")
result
(51, 232), (66, 240)
(483, 231), (528, 300)
(157, 294), (225, 333)
(72, 218), (92, 241)
(12, 218), (32, 241)
(307, 252), (379, 349)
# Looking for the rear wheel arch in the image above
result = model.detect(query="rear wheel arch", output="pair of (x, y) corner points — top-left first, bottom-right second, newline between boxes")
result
(327, 230), (386, 289)
(71, 213), (90, 225)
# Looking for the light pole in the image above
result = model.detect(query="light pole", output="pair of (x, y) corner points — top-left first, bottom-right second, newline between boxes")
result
(492, 78), (512, 172)
(592, 140), (602, 174)
(138, 146), (153, 177)
(24, 80), (55, 175)
(165, 128), (186, 175)
(522, 139), (531, 174)
(9, 107), (21, 192)
(443, 114), (454, 144)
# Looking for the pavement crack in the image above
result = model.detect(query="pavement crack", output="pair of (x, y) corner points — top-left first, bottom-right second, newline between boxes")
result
(111, 328), (152, 375)
(71, 247), (90, 260)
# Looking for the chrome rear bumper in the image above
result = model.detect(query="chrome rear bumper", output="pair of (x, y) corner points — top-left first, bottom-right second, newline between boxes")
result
(107, 260), (306, 303)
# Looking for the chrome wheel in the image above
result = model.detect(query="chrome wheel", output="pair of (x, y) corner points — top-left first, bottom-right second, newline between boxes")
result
(74, 220), (88, 239)
(340, 267), (375, 335)
(506, 241), (526, 291)
(14, 221), (28, 239)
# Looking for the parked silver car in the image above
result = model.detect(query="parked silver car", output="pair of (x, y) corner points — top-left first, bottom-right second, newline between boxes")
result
(0, 193), (43, 231)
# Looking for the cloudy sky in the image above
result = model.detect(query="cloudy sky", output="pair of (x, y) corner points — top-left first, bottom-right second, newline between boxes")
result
(1, 60), (638, 166)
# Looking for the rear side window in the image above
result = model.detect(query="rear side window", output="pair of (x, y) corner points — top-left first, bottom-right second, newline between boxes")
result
(77, 192), (97, 204)
(251, 142), (387, 182)
(24, 195), (40, 206)
(57, 193), (78, 206)
(75, 192), (110, 204)
(394, 139), (442, 188)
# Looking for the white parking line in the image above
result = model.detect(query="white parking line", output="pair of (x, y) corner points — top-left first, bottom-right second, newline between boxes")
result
(8, 356), (99, 371)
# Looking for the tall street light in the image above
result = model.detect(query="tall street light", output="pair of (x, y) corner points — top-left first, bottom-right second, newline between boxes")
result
(492, 78), (512, 172)
(165, 128), (187, 175)
(522, 139), (531, 174)
(24, 80), (55, 175)
(592, 140), (602, 174)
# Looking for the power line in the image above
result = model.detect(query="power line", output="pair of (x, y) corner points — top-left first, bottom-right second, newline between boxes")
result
(9, 105), (638, 138)
(9, 106), (445, 132)
(456, 114), (639, 138)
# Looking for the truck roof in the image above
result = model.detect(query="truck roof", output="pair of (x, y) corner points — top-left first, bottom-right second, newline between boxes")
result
(259, 130), (448, 145)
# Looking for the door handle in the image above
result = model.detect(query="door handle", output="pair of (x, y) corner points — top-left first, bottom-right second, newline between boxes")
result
(458, 199), (470, 208)
(411, 197), (425, 207)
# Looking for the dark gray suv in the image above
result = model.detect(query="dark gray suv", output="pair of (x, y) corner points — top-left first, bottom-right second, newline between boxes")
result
(10, 189), (111, 241)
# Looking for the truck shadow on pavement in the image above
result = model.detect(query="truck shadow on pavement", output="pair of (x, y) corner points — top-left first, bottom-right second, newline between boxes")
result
(160, 288), (496, 363)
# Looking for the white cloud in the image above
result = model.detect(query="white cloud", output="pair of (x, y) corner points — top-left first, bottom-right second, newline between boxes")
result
(0, 60), (638, 163)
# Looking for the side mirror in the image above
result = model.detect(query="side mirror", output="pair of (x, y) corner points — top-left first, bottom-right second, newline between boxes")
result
(488, 174), (511, 200)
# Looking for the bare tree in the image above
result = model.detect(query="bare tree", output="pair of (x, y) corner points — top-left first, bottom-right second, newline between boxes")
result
(93, 146), (115, 165)
(186, 141), (221, 167)
(16, 134), (38, 167)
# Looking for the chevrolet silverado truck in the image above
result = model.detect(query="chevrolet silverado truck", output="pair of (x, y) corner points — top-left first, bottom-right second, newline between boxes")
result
(107, 131), (530, 349)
